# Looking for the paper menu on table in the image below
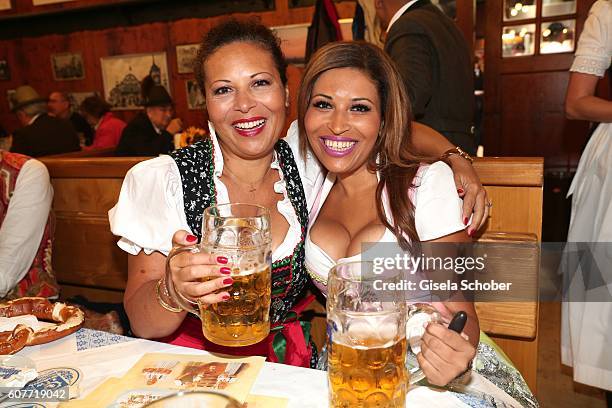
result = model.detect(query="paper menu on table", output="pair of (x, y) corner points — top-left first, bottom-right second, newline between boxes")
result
(60, 353), (265, 407)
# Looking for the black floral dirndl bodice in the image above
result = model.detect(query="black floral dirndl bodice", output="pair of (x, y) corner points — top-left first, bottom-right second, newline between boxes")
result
(170, 137), (310, 326)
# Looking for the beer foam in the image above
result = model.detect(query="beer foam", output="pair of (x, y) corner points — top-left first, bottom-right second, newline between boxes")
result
(344, 314), (399, 347)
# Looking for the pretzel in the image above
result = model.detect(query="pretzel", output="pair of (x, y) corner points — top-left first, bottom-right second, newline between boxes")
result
(0, 297), (84, 354)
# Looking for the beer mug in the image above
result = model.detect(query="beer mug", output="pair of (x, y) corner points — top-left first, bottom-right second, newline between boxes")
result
(326, 261), (407, 407)
(143, 390), (242, 408)
(166, 203), (272, 347)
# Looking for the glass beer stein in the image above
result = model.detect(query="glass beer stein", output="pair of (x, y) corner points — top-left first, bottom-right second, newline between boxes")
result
(326, 261), (407, 408)
(166, 203), (272, 347)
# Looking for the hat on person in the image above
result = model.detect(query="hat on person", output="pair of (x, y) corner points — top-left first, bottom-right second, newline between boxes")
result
(142, 84), (173, 107)
(10, 85), (46, 112)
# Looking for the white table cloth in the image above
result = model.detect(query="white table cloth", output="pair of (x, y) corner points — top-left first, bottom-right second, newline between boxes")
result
(12, 328), (469, 407)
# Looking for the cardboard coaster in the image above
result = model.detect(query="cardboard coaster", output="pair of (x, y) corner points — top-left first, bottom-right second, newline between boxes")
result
(21, 367), (82, 401)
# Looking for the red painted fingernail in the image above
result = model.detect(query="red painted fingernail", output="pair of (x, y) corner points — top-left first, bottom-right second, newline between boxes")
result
(223, 278), (233, 285)
(217, 256), (228, 264)
(222, 294), (230, 301)
(457, 188), (464, 194)
(220, 267), (231, 275)
(463, 217), (468, 225)
(186, 234), (197, 243)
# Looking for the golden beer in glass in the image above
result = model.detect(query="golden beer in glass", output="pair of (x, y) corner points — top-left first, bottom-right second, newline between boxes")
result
(167, 203), (272, 347)
(327, 261), (407, 408)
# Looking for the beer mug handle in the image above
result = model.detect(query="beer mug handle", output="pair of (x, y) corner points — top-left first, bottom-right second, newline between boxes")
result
(165, 245), (201, 316)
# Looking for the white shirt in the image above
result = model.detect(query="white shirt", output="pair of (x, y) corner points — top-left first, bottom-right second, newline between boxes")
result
(305, 161), (465, 293)
(386, 0), (419, 33)
(0, 158), (53, 297)
(108, 121), (324, 258)
(27, 113), (43, 126)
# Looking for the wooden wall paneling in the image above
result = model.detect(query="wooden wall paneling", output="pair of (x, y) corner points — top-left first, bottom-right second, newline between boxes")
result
(455, 0), (475, 52)
(0, 0), (355, 134)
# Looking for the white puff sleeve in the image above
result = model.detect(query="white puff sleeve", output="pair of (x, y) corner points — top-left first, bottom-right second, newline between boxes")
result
(414, 161), (466, 241)
(570, 0), (612, 77)
(282, 120), (326, 212)
(108, 156), (192, 256)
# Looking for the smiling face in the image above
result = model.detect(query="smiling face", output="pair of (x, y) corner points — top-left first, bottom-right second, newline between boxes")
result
(203, 41), (288, 160)
(304, 67), (381, 175)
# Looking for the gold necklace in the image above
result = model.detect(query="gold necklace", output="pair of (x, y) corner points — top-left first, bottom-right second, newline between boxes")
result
(223, 163), (272, 193)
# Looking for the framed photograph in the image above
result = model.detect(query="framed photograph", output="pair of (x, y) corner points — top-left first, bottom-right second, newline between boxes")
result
(0, 59), (9, 80)
(271, 23), (309, 64)
(0, 0), (11, 11)
(51, 52), (85, 81)
(185, 79), (205, 110)
(100, 52), (170, 110)
(67, 91), (98, 112)
(176, 43), (199, 74)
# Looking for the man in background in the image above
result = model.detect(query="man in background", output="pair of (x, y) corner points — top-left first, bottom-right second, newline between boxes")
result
(48, 91), (94, 146)
(10, 85), (80, 157)
(116, 78), (181, 156)
(375, 0), (476, 154)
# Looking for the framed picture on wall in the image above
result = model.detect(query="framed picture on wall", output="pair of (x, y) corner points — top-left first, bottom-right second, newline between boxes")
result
(0, 59), (10, 80)
(176, 44), (199, 74)
(68, 91), (98, 113)
(51, 52), (85, 81)
(185, 79), (205, 110)
(0, 0), (11, 11)
(271, 23), (309, 64)
(100, 52), (170, 110)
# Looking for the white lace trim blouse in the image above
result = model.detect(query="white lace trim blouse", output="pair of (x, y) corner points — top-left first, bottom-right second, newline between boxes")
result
(570, 0), (612, 77)
(108, 120), (325, 259)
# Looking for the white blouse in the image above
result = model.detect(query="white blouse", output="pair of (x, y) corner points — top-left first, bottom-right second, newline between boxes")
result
(570, 0), (612, 77)
(108, 121), (325, 259)
(305, 161), (466, 292)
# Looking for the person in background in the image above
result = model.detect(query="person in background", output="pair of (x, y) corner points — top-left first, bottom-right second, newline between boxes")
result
(10, 86), (80, 157)
(115, 76), (183, 156)
(374, 0), (476, 155)
(0, 125), (10, 151)
(47, 91), (94, 146)
(562, 0), (612, 403)
(0, 149), (59, 300)
(79, 95), (126, 150)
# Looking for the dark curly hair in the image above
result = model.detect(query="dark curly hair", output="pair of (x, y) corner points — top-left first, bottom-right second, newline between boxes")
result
(194, 18), (287, 95)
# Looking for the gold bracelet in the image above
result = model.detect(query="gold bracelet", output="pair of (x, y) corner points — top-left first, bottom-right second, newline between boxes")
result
(440, 146), (473, 163)
(155, 278), (183, 313)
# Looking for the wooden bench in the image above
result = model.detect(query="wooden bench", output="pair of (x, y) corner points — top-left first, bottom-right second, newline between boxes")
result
(40, 155), (543, 394)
